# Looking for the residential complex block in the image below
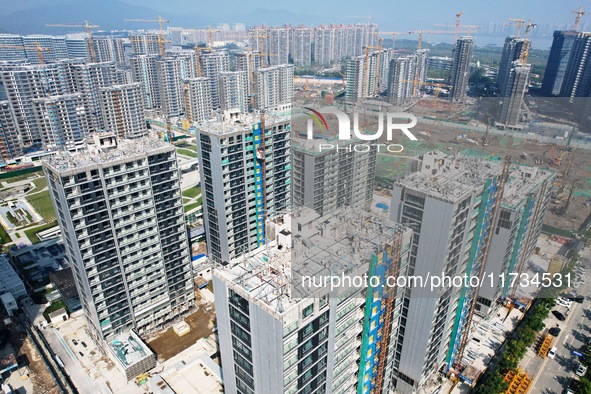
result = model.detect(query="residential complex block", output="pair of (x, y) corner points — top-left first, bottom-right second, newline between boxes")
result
(43, 134), (195, 341)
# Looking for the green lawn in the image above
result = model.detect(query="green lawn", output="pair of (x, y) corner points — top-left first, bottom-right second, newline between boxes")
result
(0, 224), (10, 245)
(32, 176), (47, 190)
(184, 202), (201, 213)
(26, 190), (55, 221)
(24, 222), (58, 244)
(4, 170), (43, 183)
(174, 142), (197, 152)
(176, 149), (198, 158)
(182, 186), (201, 199)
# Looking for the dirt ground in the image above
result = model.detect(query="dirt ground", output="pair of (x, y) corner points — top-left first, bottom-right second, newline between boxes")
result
(146, 306), (215, 362)
(21, 336), (59, 394)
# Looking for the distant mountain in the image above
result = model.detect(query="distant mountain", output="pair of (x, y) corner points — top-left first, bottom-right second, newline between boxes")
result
(240, 8), (336, 27)
(0, 0), (213, 35)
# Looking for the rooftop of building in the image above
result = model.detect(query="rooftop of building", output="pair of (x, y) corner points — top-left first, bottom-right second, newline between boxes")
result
(150, 352), (222, 394)
(0, 254), (23, 295)
(215, 207), (411, 317)
(106, 329), (154, 368)
(502, 164), (554, 209)
(43, 133), (173, 173)
(396, 150), (503, 202)
(197, 110), (290, 137)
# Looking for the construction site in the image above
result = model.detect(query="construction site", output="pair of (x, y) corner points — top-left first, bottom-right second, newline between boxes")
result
(291, 91), (591, 235)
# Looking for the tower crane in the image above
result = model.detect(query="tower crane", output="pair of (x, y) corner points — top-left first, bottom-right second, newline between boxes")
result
(507, 18), (526, 38)
(376, 31), (404, 51)
(454, 11), (464, 43)
(407, 30), (470, 94)
(571, 6), (586, 32)
(519, 20), (537, 64)
(124, 16), (170, 57)
(0, 43), (50, 64)
(46, 20), (100, 62)
(195, 26), (221, 51)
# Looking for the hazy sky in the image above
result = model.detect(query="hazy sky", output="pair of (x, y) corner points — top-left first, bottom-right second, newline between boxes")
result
(0, 0), (587, 48)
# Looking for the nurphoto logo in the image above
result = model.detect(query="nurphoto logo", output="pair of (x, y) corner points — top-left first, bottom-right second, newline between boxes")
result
(304, 107), (418, 152)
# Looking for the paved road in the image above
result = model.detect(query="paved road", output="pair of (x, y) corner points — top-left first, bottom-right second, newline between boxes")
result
(530, 247), (591, 394)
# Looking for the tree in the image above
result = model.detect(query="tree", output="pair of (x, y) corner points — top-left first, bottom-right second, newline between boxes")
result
(578, 377), (591, 394)
(474, 371), (508, 394)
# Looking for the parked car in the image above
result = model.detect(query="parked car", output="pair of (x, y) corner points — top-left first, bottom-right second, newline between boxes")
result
(557, 297), (573, 308)
(549, 327), (561, 336)
(72, 339), (78, 346)
(576, 363), (588, 377)
(547, 346), (557, 359)
(552, 311), (566, 321)
(81, 341), (87, 348)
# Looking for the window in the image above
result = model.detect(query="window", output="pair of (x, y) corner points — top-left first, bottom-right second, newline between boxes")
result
(302, 304), (314, 319)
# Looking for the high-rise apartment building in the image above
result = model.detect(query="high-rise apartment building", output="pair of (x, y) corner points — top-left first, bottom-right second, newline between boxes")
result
(24, 35), (70, 63)
(292, 137), (376, 217)
(387, 55), (417, 106)
(477, 165), (554, 314)
(214, 207), (413, 394)
(32, 93), (89, 151)
(0, 100), (22, 161)
(0, 63), (70, 147)
(313, 24), (379, 66)
(268, 27), (292, 66)
(157, 57), (184, 117)
(99, 83), (146, 139)
(130, 34), (161, 56)
(184, 77), (213, 124)
(497, 37), (529, 96)
(201, 51), (231, 109)
(195, 111), (291, 264)
(450, 37), (473, 102)
(255, 65), (294, 111)
(560, 32), (591, 100)
(130, 55), (160, 110)
(497, 61), (530, 127)
(345, 50), (391, 101)
(541, 30), (578, 96)
(43, 134), (195, 342)
(65, 60), (117, 132)
(219, 71), (249, 114)
(92, 37), (127, 67)
(389, 151), (504, 393)
(292, 27), (312, 67)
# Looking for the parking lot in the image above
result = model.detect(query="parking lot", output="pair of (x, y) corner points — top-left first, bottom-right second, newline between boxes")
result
(529, 246), (591, 393)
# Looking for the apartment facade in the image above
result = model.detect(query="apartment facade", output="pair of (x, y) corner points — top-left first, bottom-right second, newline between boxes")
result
(389, 151), (503, 393)
(196, 111), (291, 264)
(32, 93), (89, 151)
(184, 77), (213, 124)
(255, 65), (294, 111)
(219, 71), (249, 114)
(99, 83), (146, 139)
(0, 100), (21, 161)
(130, 55), (160, 110)
(43, 134), (195, 341)
(214, 208), (413, 394)
(157, 57), (184, 117)
(292, 137), (376, 217)
(450, 37), (474, 102)
(497, 37), (529, 96)
(477, 165), (555, 314)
